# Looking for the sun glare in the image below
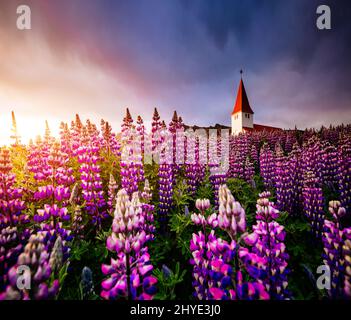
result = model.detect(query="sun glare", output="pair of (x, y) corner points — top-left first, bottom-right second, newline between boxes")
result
(0, 113), (60, 146)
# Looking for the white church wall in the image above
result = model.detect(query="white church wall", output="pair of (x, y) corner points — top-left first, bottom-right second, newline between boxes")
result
(231, 112), (243, 135)
(231, 111), (254, 135)
(242, 112), (253, 128)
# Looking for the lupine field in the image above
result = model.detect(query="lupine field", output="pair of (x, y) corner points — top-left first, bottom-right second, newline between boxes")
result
(0, 108), (350, 300)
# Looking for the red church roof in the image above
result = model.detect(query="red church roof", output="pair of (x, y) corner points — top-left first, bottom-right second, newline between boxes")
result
(232, 78), (254, 115)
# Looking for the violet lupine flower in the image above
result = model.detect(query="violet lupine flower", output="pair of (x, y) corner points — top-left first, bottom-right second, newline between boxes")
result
(229, 149), (244, 179)
(32, 144), (74, 251)
(190, 230), (235, 300)
(321, 141), (339, 188)
(190, 195), (269, 300)
(168, 111), (180, 173)
(259, 143), (275, 189)
(337, 138), (351, 212)
(288, 142), (303, 216)
(217, 185), (246, 239)
(301, 137), (324, 186)
(284, 131), (296, 154)
(158, 125), (174, 229)
(209, 171), (227, 210)
(72, 206), (84, 239)
(59, 121), (72, 156)
(70, 114), (85, 155)
(134, 115), (145, 184)
(207, 130), (223, 189)
(190, 199), (212, 300)
(27, 137), (51, 182)
(39, 222), (72, 263)
(101, 119), (121, 157)
(244, 156), (255, 185)
(250, 144), (259, 165)
(274, 144), (293, 214)
(343, 231), (351, 299)
(167, 114), (184, 195)
(209, 134), (227, 209)
(131, 191), (155, 241)
(141, 179), (152, 203)
(151, 107), (163, 155)
(107, 174), (118, 215)
(78, 145), (108, 225)
(0, 148), (28, 227)
(33, 142), (74, 224)
(322, 200), (351, 298)
(302, 171), (325, 239)
(68, 183), (84, 239)
(136, 116), (145, 156)
(243, 191), (290, 300)
(158, 162), (173, 228)
(184, 132), (198, 195)
(101, 189), (157, 300)
(0, 232), (59, 300)
(0, 227), (28, 292)
(120, 109), (139, 195)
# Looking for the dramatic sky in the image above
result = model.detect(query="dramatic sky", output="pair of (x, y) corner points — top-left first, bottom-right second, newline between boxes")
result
(0, 0), (350, 144)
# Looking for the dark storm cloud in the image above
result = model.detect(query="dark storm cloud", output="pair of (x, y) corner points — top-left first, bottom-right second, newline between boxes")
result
(0, 0), (350, 135)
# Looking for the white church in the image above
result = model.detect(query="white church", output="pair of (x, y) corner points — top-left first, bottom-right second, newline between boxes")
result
(231, 74), (281, 135)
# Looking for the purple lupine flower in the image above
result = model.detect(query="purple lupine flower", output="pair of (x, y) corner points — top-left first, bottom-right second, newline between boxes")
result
(131, 191), (155, 241)
(158, 125), (174, 230)
(27, 136), (51, 182)
(190, 190), (269, 300)
(322, 200), (351, 298)
(0, 227), (29, 292)
(209, 169), (226, 210)
(0, 148), (28, 227)
(302, 171), (325, 239)
(321, 141), (339, 188)
(217, 185), (246, 239)
(250, 144), (259, 165)
(78, 145), (107, 225)
(134, 115), (145, 184)
(243, 191), (290, 299)
(184, 129), (198, 195)
(244, 156), (255, 185)
(0, 231), (59, 300)
(101, 189), (157, 300)
(337, 138), (351, 212)
(141, 179), (152, 203)
(151, 108), (163, 154)
(259, 143), (275, 189)
(343, 230), (351, 299)
(274, 144), (293, 214)
(288, 142), (303, 216)
(229, 144), (244, 179)
(101, 119), (121, 157)
(32, 141), (74, 225)
(120, 109), (139, 195)
(107, 174), (118, 215)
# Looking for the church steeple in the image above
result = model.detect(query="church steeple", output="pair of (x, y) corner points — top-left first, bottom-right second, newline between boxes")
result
(232, 74), (254, 115)
(231, 71), (254, 135)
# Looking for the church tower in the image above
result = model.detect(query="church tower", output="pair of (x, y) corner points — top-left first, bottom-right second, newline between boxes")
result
(231, 71), (254, 135)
